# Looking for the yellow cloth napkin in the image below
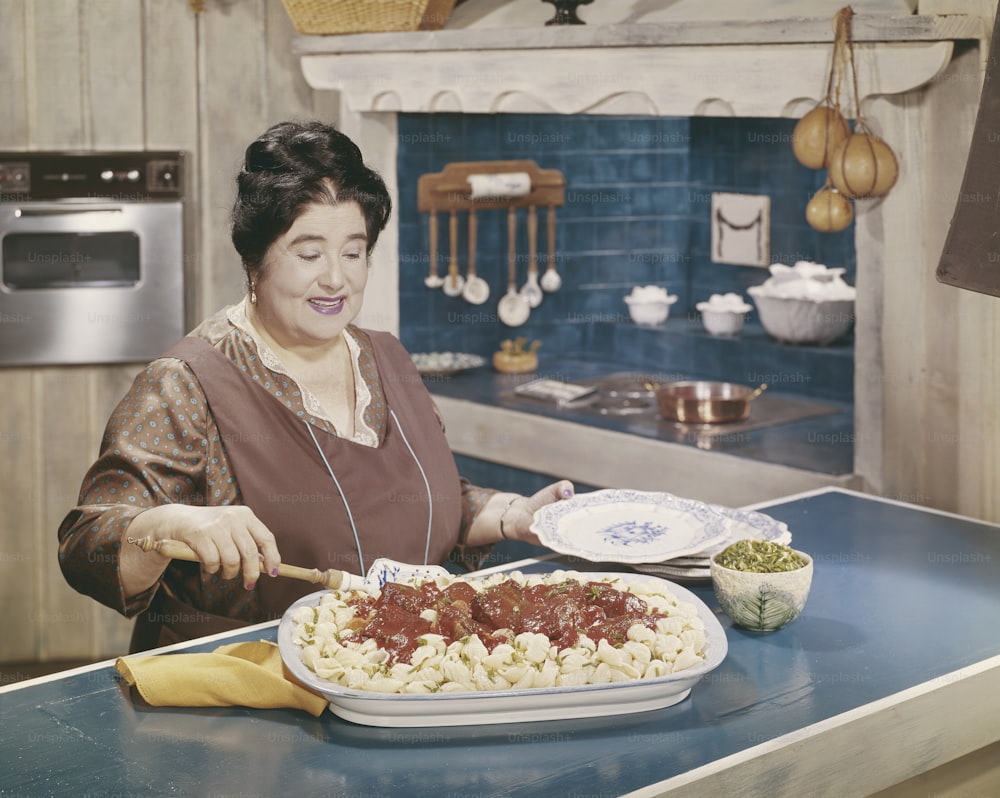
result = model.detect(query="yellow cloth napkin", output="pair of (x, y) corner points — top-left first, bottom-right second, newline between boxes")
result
(115, 640), (328, 717)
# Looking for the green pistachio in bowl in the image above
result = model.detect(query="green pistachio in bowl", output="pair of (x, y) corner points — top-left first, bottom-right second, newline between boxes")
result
(710, 540), (813, 632)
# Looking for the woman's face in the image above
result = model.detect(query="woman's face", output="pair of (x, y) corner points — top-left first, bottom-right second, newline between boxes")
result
(253, 200), (369, 350)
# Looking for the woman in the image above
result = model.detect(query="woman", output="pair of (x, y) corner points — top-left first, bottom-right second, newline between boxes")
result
(58, 120), (573, 652)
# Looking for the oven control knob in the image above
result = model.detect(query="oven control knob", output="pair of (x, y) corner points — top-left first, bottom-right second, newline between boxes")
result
(149, 159), (180, 191)
(100, 170), (114, 181)
(0, 163), (29, 192)
(127, 169), (140, 182)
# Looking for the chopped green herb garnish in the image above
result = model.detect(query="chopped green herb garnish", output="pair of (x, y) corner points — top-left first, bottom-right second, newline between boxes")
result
(716, 539), (807, 573)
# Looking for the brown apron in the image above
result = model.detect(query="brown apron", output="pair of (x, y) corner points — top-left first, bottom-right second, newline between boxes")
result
(130, 330), (462, 651)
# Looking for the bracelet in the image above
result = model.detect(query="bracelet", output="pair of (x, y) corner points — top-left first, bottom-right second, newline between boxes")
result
(499, 495), (520, 540)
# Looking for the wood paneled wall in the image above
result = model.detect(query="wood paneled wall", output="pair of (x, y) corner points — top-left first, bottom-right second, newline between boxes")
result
(0, 0), (332, 663)
(853, 40), (1000, 521)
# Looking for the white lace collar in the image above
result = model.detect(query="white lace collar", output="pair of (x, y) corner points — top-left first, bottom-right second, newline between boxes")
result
(226, 297), (378, 447)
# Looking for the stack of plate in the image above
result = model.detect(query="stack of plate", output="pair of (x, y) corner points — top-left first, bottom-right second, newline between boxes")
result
(410, 352), (485, 377)
(530, 488), (791, 581)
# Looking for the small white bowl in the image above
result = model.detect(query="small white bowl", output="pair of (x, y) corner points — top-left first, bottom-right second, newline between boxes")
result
(710, 550), (813, 632)
(700, 309), (747, 337)
(625, 295), (678, 327)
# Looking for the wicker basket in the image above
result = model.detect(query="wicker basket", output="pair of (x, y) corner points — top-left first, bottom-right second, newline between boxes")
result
(281, 0), (457, 35)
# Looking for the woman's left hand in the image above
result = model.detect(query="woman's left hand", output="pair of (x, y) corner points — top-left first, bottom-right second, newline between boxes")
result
(500, 479), (575, 545)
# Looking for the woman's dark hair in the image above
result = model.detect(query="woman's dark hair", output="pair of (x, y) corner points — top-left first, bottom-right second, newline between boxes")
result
(231, 120), (392, 280)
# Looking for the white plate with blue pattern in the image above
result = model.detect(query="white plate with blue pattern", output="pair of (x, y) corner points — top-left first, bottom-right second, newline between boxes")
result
(699, 504), (791, 557)
(530, 489), (732, 564)
(660, 506), (792, 565)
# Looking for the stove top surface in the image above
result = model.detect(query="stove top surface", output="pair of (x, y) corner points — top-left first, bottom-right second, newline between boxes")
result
(504, 372), (841, 438)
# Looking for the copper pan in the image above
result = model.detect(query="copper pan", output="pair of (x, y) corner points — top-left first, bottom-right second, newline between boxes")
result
(655, 381), (767, 424)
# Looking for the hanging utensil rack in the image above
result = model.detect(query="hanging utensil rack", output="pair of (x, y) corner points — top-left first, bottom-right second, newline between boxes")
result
(417, 160), (566, 299)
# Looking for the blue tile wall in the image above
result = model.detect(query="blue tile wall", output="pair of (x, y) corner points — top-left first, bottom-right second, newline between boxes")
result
(396, 114), (856, 403)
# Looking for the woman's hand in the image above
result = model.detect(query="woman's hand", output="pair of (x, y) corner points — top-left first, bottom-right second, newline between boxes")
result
(499, 479), (575, 545)
(121, 504), (281, 596)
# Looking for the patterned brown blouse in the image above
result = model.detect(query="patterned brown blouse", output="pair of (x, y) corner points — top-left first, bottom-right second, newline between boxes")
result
(57, 303), (496, 625)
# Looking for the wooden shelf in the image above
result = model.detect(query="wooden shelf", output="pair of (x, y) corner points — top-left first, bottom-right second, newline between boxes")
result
(293, 14), (985, 54)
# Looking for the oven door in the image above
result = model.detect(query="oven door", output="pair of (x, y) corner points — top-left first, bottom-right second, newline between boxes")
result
(0, 201), (184, 366)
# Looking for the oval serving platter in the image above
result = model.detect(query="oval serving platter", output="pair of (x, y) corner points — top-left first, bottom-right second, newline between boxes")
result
(278, 572), (727, 728)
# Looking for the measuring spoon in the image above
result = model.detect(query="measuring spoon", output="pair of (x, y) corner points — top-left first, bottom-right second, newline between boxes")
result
(497, 207), (530, 327)
(442, 209), (465, 297)
(424, 210), (444, 288)
(540, 205), (562, 292)
(462, 208), (490, 305)
(520, 205), (543, 308)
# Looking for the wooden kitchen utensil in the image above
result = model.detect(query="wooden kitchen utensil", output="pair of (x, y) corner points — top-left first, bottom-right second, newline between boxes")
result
(497, 206), (530, 327)
(462, 208), (490, 304)
(443, 209), (465, 296)
(540, 205), (562, 292)
(127, 536), (356, 590)
(520, 205), (543, 308)
(418, 161), (565, 299)
(424, 211), (444, 288)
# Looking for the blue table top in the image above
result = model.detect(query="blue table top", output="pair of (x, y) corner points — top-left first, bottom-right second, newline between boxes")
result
(3, 488), (999, 797)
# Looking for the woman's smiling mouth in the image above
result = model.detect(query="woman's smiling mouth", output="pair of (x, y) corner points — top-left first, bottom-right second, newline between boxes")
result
(308, 296), (346, 314)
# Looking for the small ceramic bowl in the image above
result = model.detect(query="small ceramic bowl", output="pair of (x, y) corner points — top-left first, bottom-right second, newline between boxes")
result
(700, 308), (747, 337)
(696, 294), (752, 337)
(710, 549), (813, 632)
(625, 295), (678, 327)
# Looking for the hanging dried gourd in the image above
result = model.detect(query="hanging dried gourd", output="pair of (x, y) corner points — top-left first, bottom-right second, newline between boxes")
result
(793, 8), (852, 170)
(798, 6), (899, 231)
(826, 8), (899, 199)
(806, 183), (855, 232)
(792, 105), (850, 170)
(828, 126), (899, 199)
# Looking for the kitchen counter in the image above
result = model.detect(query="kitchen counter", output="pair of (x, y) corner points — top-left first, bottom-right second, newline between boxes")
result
(427, 356), (858, 507)
(3, 488), (999, 796)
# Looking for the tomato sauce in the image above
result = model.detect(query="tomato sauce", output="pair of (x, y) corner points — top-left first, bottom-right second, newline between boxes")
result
(342, 578), (667, 665)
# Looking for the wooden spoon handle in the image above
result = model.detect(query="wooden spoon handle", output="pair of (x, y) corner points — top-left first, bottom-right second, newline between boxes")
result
(507, 206), (517, 289)
(428, 211), (439, 279)
(127, 536), (352, 590)
(546, 206), (557, 272)
(527, 205), (538, 276)
(448, 209), (460, 285)
(467, 209), (477, 277)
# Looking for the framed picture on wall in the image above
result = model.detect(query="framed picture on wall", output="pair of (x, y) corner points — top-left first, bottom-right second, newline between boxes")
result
(711, 192), (770, 268)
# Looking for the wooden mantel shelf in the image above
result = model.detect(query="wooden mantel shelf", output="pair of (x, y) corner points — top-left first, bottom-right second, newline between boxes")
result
(293, 14), (986, 54)
(294, 14), (985, 118)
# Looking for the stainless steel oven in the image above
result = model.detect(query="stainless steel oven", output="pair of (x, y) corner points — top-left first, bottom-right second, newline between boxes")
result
(0, 151), (185, 366)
